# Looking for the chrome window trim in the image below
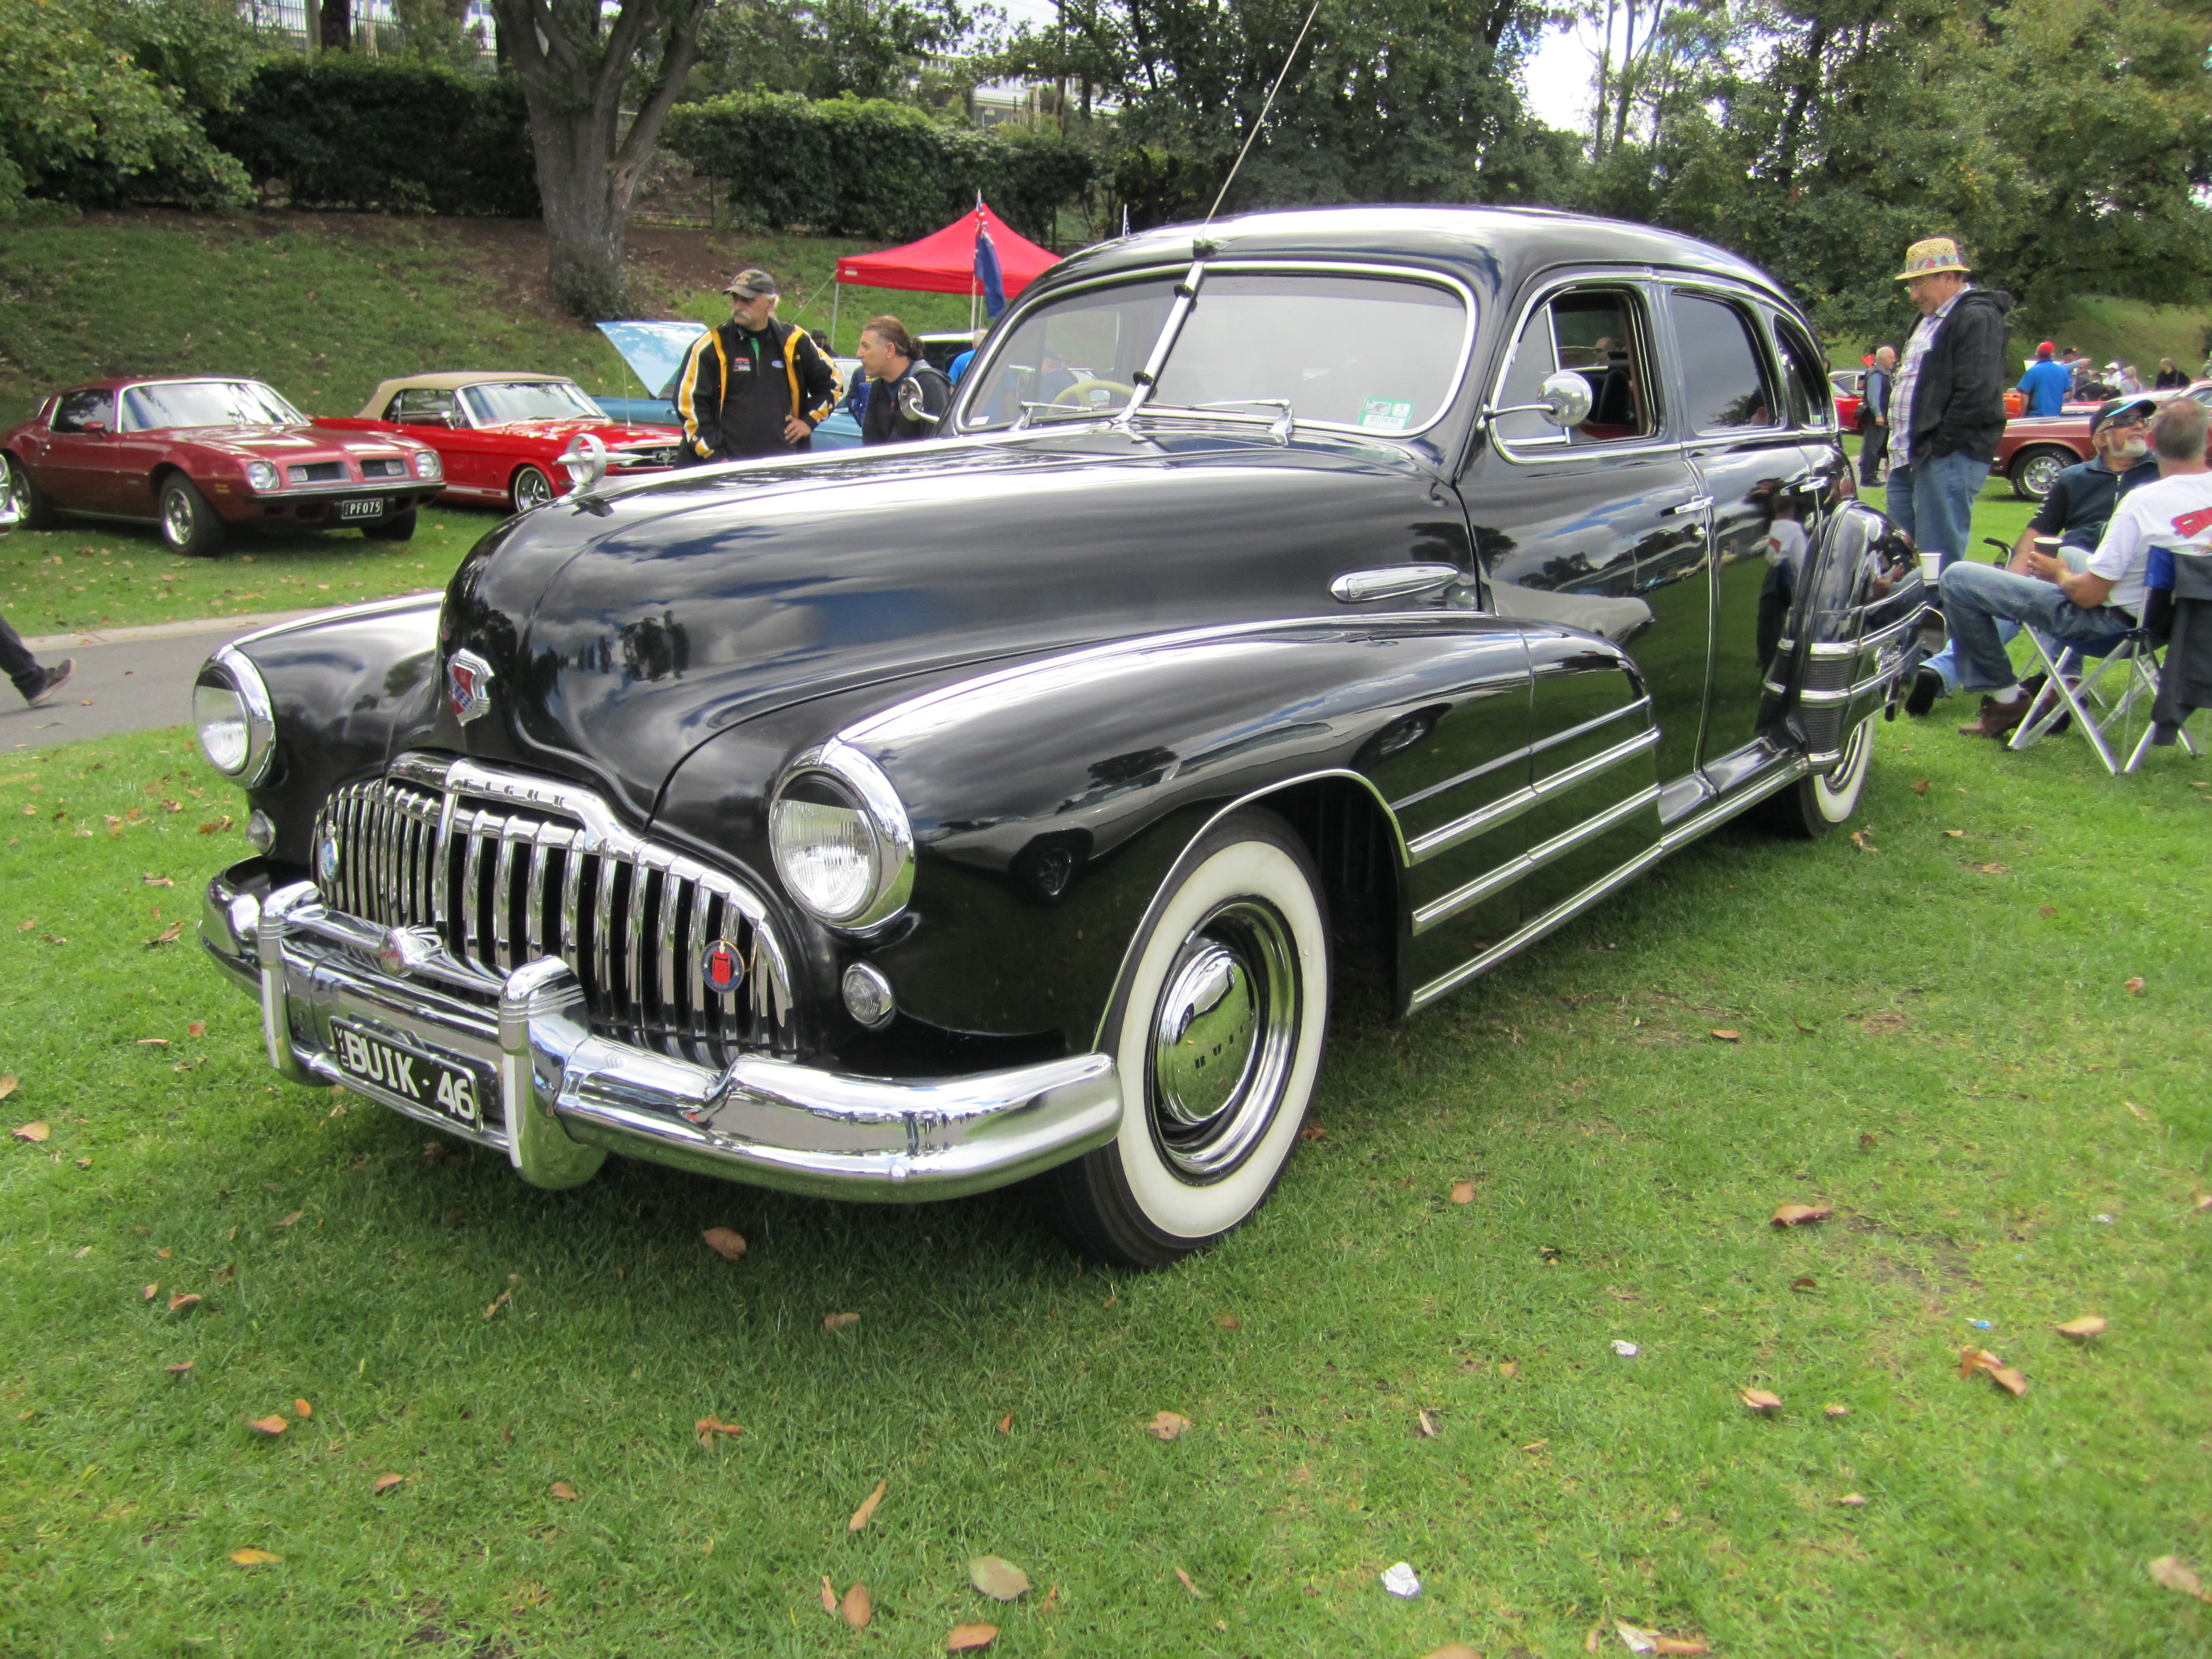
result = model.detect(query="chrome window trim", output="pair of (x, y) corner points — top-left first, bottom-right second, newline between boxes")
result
(952, 259), (1478, 443)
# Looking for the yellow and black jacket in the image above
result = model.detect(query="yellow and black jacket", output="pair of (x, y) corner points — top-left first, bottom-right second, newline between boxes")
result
(676, 318), (839, 461)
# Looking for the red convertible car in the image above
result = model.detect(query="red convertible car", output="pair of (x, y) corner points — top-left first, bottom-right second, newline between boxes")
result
(1994, 380), (2212, 502)
(2, 377), (443, 557)
(317, 373), (681, 513)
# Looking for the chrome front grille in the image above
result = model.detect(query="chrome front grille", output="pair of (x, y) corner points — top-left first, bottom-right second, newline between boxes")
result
(312, 754), (795, 1066)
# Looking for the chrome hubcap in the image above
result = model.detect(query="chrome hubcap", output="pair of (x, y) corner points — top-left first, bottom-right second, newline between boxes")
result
(515, 470), (552, 511)
(2022, 455), (2062, 498)
(1147, 899), (1298, 1181)
(163, 491), (193, 545)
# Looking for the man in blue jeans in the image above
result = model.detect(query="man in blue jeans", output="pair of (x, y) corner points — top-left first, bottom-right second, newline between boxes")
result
(1884, 237), (2012, 577)
(1944, 395), (2208, 739)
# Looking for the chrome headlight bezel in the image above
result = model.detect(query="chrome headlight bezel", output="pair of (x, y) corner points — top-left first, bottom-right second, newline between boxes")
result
(768, 740), (913, 932)
(193, 644), (277, 787)
(244, 460), (279, 493)
(411, 448), (442, 479)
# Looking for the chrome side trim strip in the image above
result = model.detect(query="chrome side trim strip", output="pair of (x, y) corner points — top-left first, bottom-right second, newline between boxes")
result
(1406, 726), (1659, 863)
(1412, 782), (1660, 934)
(1390, 694), (1649, 814)
(1408, 757), (1808, 1009)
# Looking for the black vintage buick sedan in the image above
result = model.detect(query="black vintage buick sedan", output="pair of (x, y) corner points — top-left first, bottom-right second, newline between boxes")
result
(195, 207), (1924, 1266)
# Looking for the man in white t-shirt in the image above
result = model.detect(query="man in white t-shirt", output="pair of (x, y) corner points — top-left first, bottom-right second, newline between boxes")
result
(1943, 394), (2210, 739)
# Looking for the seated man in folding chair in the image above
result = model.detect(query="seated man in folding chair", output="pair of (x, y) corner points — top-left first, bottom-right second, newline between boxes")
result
(1945, 394), (2211, 740)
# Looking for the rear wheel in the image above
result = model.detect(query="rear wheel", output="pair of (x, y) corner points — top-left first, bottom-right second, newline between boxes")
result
(510, 465), (555, 514)
(361, 506), (416, 541)
(1760, 713), (1874, 839)
(1034, 809), (1330, 1268)
(2008, 445), (2075, 503)
(158, 476), (225, 558)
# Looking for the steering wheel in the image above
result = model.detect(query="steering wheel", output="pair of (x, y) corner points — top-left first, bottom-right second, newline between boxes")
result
(1049, 378), (1137, 411)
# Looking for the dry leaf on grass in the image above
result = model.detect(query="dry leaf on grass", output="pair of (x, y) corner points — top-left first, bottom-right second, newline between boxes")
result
(168, 1292), (201, 1313)
(164, 1361), (194, 1375)
(1174, 1566), (1205, 1598)
(823, 1311), (860, 1332)
(11, 1120), (49, 1143)
(1216, 1313), (1241, 1330)
(1791, 1276), (1817, 1293)
(483, 1289), (512, 1321)
(246, 1415), (287, 1436)
(1824, 1403), (1849, 1418)
(2123, 976), (2146, 994)
(372, 1474), (404, 1495)
(1944, 828), (1965, 838)
(820, 1576), (838, 1614)
(946, 1626), (998, 1652)
(1772, 1202), (1832, 1226)
(1859, 1131), (1878, 1150)
(1710, 1029), (1740, 1041)
(188, 1021), (205, 1037)
(276, 1210), (303, 1227)
(996, 1412), (1012, 1434)
(1975, 862), (2010, 875)
(550, 1481), (579, 1501)
(1912, 778), (1930, 795)
(848, 1478), (886, 1532)
(2150, 1556), (2212, 1603)
(1298, 1121), (1327, 1142)
(294, 1399), (311, 1418)
(2054, 1315), (2108, 1338)
(1498, 1360), (1519, 1378)
(701, 1226), (747, 1261)
(2195, 1193), (2212, 1213)
(1740, 1388), (1782, 1414)
(1835, 1492), (1867, 1507)
(143, 922), (183, 948)
(0, 1076), (17, 1101)
(229, 1548), (281, 1566)
(1416, 1407), (1439, 1438)
(1146, 1411), (1190, 1441)
(1847, 830), (1876, 852)
(695, 1417), (742, 1448)
(840, 1582), (873, 1629)
(1614, 1622), (1709, 1655)
(1450, 1179), (1476, 1204)
(969, 1555), (1031, 1601)
(1959, 1347), (2030, 1396)
(142, 1283), (158, 1301)
(1423, 1648), (1482, 1659)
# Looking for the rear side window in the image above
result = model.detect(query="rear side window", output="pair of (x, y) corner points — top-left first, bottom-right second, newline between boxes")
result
(1670, 292), (1776, 432)
(1494, 287), (1658, 449)
(389, 388), (463, 426)
(1771, 315), (1834, 429)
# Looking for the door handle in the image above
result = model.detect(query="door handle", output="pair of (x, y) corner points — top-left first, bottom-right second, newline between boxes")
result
(1330, 564), (1464, 604)
(1664, 496), (1714, 517)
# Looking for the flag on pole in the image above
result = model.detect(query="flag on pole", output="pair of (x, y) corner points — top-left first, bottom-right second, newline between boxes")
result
(973, 201), (1007, 322)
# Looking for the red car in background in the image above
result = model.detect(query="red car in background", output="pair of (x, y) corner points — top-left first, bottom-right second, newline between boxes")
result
(1993, 380), (2212, 502)
(317, 373), (681, 513)
(2, 376), (442, 557)
(1828, 367), (1866, 431)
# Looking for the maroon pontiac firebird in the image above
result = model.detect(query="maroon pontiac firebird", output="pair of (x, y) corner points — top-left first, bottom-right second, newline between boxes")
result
(1, 376), (444, 557)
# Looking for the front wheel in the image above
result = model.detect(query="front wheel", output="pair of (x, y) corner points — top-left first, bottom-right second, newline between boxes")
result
(361, 506), (416, 541)
(3, 452), (55, 528)
(158, 476), (225, 558)
(1759, 713), (1874, 839)
(1034, 809), (1330, 1268)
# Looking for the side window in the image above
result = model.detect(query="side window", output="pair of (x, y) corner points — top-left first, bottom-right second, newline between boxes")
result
(52, 390), (114, 434)
(1494, 287), (1657, 449)
(1669, 292), (1775, 432)
(388, 388), (461, 427)
(1771, 315), (1833, 429)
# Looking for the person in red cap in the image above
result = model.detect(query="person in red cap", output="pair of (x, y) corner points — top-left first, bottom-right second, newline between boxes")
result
(2016, 340), (2069, 417)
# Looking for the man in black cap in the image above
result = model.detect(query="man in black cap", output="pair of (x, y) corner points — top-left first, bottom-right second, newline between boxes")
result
(674, 269), (839, 462)
(1905, 394), (2160, 715)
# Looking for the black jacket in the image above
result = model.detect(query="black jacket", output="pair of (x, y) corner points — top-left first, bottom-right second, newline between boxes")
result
(860, 361), (952, 445)
(1903, 287), (2013, 465)
(676, 318), (839, 461)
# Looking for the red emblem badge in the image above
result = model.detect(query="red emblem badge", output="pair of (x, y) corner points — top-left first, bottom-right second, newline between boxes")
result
(700, 939), (745, 994)
(448, 649), (495, 725)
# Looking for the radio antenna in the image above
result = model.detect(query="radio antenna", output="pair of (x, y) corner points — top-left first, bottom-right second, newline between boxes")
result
(1205, 0), (1323, 223)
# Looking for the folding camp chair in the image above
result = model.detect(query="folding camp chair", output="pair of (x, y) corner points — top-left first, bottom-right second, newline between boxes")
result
(2006, 625), (2184, 773)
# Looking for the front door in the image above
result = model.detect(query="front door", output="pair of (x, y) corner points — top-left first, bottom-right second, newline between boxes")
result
(36, 389), (121, 513)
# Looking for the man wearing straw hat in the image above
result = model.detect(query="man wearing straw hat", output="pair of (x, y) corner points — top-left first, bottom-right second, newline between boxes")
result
(1884, 236), (2013, 582)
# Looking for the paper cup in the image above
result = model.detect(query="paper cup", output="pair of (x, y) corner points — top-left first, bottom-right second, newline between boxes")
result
(1920, 550), (1944, 587)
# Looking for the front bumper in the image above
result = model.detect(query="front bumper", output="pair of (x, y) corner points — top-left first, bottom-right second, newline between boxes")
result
(203, 869), (1121, 1201)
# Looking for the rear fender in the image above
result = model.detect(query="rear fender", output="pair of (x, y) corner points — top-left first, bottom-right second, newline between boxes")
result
(1767, 500), (1924, 765)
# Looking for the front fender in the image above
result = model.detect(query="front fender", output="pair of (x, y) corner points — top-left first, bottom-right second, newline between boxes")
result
(830, 615), (1538, 1043)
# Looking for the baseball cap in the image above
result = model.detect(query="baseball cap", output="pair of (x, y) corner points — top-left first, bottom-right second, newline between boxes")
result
(2090, 395), (2156, 434)
(722, 269), (778, 297)
(2036, 341), (2055, 355)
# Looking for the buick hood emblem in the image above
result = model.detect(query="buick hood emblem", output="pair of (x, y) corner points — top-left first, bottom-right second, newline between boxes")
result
(448, 649), (495, 725)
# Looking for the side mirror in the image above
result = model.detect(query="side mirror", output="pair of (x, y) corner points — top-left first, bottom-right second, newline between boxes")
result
(1486, 370), (1594, 431)
(557, 432), (606, 494)
(82, 420), (110, 437)
(896, 376), (942, 427)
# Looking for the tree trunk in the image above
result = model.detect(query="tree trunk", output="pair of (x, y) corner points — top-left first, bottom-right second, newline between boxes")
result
(490, 0), (713, 322)
(321, 0), (351, 53)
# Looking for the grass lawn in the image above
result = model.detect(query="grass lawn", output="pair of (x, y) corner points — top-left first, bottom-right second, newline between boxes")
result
(3, 713), (2207, 1655)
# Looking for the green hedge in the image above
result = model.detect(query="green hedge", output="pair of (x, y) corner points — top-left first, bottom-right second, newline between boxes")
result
(204, 59), (537, 217)
(663, 95), (1091, 244)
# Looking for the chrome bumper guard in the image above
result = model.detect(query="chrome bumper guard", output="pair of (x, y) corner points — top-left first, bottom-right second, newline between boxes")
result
(202, 872), (1122, 1201)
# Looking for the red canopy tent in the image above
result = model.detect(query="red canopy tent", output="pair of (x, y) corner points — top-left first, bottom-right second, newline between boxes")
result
(829, 203), (1059, 345)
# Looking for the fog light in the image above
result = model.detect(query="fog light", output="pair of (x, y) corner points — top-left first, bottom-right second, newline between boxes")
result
(841, 962), (895, 1029)
(246, 809), (276, 853)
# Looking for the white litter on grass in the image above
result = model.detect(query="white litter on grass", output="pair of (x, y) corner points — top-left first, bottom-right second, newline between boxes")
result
(2093, 1214), (2115, 1224)
(1380, 1562), (1421, 1599)
(1611, 1339), (1640, 1357)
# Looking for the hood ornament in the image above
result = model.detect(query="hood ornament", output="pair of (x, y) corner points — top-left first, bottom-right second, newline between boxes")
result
(448, 649), (495, 725)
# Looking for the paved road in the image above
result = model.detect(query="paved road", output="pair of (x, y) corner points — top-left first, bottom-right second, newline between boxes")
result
(3, 611), (318, 752)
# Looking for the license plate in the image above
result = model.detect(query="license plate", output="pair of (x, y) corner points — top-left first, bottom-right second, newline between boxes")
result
(331, 1019), (486, 1125)
(337, 497), (386, 521)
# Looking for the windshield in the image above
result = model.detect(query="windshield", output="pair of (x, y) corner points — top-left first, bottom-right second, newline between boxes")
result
(119, 380), (305, 432)
(460, 380), (603, 424)
(961, 270), (1469, 435)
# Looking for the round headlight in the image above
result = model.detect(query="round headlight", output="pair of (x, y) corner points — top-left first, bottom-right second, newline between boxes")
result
(193, 646), (276, 785)
(412, 449), (442, 479)
(768, 742), (913, 930)
(245, 460), (279, 492)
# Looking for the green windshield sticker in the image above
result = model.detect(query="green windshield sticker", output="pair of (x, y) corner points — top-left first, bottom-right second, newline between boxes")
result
(1357, 398), (1414, 432)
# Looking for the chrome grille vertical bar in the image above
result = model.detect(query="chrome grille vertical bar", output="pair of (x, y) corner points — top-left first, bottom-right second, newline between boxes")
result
(657, 861), (683, 1056)
(525, 830), (550, 965)
(625, 856), (651, 1047)
(560, 834), (585, 983)
(460, 809), (488, 971)
(432, 784), (457, 937)
(687, 881), (713, 1058)
(594, 853), (620, 1024)
(373, 788), (396, 923)
(492, 828), (518, 974)
(345, 789), (368, 918)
